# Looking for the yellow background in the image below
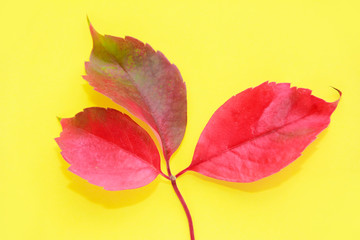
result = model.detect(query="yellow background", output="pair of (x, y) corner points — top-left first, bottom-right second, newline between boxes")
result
(1, 0), (359, 239)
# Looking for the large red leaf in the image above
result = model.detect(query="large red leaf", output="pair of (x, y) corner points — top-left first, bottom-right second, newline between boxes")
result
(83, 23), (187, 161)
(185, 82), (340, 182)
(56, 107), (161, 190)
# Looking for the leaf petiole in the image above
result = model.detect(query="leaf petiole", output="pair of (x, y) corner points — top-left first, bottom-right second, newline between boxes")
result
(175, 168), (188, 178)
(159, 172), (171, 180)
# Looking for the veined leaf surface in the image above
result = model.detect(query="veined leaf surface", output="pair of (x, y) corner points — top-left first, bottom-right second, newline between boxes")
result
(56, 107), (161, 190)
(186, 82), (340, 182)
(83, 23), (187, 160)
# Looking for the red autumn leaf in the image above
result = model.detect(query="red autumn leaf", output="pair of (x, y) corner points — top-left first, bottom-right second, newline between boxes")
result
(83, 22), (187, 161)
(56, 20), (343, 240)
(183, 82), (340, 182)
(55, 107), (161, 190)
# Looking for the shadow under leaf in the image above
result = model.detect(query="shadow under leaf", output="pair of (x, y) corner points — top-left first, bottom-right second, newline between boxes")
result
(56, 149), (161, 209)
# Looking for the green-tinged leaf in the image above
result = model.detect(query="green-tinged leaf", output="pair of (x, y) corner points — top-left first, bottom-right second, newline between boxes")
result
(83, 23), (187, 160)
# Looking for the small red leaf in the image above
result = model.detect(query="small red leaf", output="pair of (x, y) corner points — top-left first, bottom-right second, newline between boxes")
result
(83, 23), (187, 161)
(186, 82), (340, 182)
(56, 107), (161, 190)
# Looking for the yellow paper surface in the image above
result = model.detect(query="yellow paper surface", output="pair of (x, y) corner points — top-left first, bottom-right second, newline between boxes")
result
(1, 0), (359, 239)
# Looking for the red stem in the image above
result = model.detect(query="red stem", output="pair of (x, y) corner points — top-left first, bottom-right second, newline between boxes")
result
(159, 171), (170, 179)
(166, 162), (195, 240)
(175, 168), (188, 178)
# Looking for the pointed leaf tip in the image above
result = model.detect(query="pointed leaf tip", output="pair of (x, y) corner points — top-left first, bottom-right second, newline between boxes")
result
(86, 15), (91, 27)
(86, 16), (95, 32)
(330, 86), (342, 103)
(86, 19), (102, 47)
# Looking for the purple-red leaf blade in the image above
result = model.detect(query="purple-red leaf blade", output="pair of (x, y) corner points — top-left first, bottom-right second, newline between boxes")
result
(56, 107), (161, 191)
(83, 23), (187, 161)
(187, 82), (340, 182)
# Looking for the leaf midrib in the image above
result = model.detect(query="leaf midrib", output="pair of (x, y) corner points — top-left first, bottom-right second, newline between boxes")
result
(192, 111), (319, 169)
(97, 37), (168, 158)
(74, 126), (161, 174)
